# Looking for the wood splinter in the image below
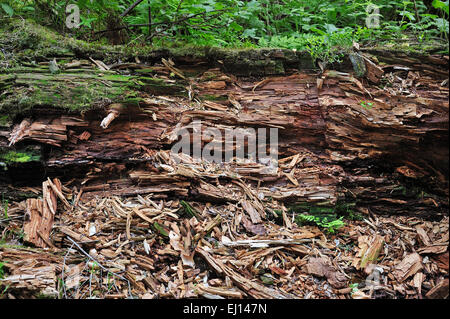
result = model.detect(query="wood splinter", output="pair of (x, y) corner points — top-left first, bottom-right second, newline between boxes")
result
(100, 103), (126, 129)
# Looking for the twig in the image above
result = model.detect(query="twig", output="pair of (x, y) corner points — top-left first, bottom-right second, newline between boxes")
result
(175, 0), (185, 14)
(0, 215), (25, 223)
(60, 243), (75, 299)
(95, 9), (228, 35)
(222, 238), (314, 248)
(148, 0), (152, 37)
(66, 236), (133, 298)
(412, 0), (420, 23)
(120, 0), (145, 17)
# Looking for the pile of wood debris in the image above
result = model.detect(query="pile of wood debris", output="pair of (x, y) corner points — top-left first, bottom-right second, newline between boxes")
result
(0, 175), (447, 299)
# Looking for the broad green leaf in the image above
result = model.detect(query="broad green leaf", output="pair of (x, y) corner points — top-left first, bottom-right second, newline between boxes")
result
(1, 3), (13, 17)
(432, 0), (449, 14)
(435, 18), (449, 32)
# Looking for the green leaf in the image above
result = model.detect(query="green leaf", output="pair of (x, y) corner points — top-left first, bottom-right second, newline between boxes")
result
(1, 3), (13, 17)
(242, 28), (257, 39)
(0, 261), (4, 279)
(324, 23), (339, 34)
(260, 274), (274, 285)
(230, 21), (243, 32)
(435, 18), (449, 32)
(400, 11), (416, 21)
(153, 222), (169, 237)
(180, 200), (199, 219)
(432, 0), (449, 14)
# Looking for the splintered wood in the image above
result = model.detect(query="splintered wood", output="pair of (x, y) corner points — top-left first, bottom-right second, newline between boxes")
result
(2, 51), (447, 218)
(23, 178), (64, 248)
(1, 192), (449, 299)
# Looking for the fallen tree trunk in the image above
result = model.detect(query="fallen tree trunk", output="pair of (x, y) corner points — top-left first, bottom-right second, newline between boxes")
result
(0, 20), (448, 219)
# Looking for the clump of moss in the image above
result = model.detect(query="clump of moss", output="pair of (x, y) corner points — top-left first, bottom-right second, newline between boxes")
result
(0, 71), (130, 118)
(0, 19), (124, 66)
(200, 94), (228, 102)
(0, 115), (11, 126)
(0, 148), (41, 164)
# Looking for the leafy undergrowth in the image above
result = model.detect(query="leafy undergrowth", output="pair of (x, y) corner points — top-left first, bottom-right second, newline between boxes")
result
(1, 0), (448, 63)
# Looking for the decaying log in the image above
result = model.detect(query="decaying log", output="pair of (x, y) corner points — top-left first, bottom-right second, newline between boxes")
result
(1, 19), (449, 301)
(0, 22), (448, 220)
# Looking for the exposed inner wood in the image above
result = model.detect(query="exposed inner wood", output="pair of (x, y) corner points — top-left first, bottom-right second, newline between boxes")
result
(1, 50), (448, 220)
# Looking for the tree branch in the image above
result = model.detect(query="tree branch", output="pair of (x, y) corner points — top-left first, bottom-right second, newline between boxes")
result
(120, 0), (145, 17)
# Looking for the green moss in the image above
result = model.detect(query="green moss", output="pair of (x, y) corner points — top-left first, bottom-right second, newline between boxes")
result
(364, 38), (449, 55)
(167, 45), (208, 59)
(200, 94), (228, 102)
(137, 76), (187, 96)
(133, 68), (155, 76)
(207, 47), (289, 75)
(0, 115), (10, 126)
(0, 69), (143, 117)
(0, 149), (40, 164)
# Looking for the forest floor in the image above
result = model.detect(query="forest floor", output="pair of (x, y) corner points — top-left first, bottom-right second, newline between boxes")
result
(1, 182), (448, 299)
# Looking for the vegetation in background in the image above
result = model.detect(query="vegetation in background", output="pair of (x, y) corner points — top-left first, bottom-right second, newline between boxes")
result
(0, 0), (447, 56)
(2, 197), (7, 219)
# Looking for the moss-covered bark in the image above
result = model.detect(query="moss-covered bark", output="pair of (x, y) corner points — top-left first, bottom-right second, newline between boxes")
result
(0, 67), (188, 121)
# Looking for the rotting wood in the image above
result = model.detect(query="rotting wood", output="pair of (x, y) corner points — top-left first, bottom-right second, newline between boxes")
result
(1, 50), (447, 219)
(360, 235), (385, 270)
(23, 179), (62, 248)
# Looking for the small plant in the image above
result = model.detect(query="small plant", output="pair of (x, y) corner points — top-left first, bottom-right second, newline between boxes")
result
(57, 277), (65, 299)
(347, 211), (364, 221)
(152, 222), (169, 237)
(0, 3), (13, 17)
(349, 283), (359, 294)
(295, 213), (345, 233)
(106, 272), (114, 291)
(0, 261), (4, 279)
(90, 261), (99, 274)
(180, 200), (200, 219)
(360, 100), (374, 110)
(2, 198), (7, 219)
(0, 284), (9, 298)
